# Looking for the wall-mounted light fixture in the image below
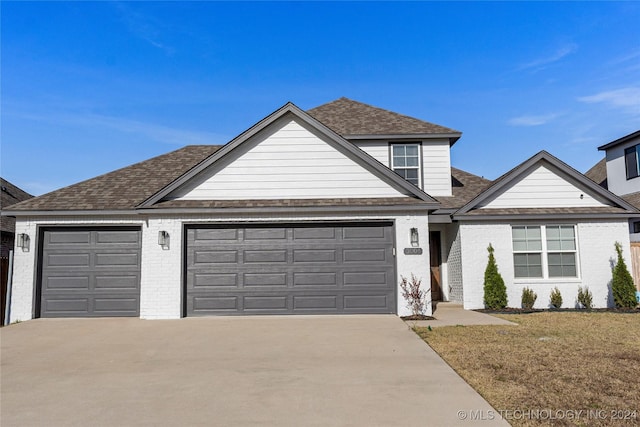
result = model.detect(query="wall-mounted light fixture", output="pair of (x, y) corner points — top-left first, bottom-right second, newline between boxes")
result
(17, 233), (30, 252)
(410, 228), (419, 247)
(158, 231), (170, 249)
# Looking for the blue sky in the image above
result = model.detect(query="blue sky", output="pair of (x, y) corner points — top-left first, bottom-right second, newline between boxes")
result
(2, 1), (639, 196)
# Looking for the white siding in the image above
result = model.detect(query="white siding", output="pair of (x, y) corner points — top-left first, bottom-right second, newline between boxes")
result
(9, 212), (433, 320)
(422, 141), (452, 196)
(459, 220), (631, 310)
(169, 117), (408, 200)
(480, 164), (609, 209)
(354, 139), (452, 197)
(604, 135), (640, 196)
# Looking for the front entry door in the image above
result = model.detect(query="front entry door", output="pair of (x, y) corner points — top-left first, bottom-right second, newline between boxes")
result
(429, 231), (442, 301)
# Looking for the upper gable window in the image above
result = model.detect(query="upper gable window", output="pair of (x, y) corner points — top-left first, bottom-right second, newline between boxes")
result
(391, 144), (421, 187)
(625, 144), (640, 180)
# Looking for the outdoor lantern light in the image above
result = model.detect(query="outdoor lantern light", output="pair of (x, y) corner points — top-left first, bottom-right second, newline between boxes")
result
(410, 228), (419, 247)
(17, 233), (30, 252)
(158, 230), (170, 249)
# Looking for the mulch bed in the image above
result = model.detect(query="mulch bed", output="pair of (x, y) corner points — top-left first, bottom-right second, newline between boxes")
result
(477, 307), (640, 315)
(401, 314), (436, 321)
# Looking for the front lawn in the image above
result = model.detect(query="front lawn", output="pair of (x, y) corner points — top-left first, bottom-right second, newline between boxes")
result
(415, 312), (640, 426)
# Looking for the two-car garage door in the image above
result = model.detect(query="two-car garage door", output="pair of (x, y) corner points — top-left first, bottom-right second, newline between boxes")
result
(185, 222), (396, 315)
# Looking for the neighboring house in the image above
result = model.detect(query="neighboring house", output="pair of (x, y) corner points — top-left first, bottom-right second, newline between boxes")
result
(1, 178), (34, 322)
(586, 130), (640, 290)
(586, 130), (640, 241)
(3, 98), (637, 321)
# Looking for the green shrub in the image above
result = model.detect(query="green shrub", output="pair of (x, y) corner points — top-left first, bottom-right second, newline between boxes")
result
(521, 287), (537, 310)
(550, 287), (563, 309)
(612, 242), (637, 309)
(483, 244), (507, 309)
(577, 286), (593, 310)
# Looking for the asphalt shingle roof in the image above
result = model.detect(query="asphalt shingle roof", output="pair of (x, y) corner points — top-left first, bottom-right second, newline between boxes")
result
(151, 197), (426, 209)
(1, 178), (33, 232)
(585, 158), (607, 189)
(435, 167), (492, 209)
(308, 97), (460, 137)
(8, 146), (222, 211)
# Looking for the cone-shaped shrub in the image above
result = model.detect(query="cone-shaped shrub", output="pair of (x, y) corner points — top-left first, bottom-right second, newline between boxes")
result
(483, 244), (507, 309)
(550, 287), (563, 309)
(612, 242), (637, 308)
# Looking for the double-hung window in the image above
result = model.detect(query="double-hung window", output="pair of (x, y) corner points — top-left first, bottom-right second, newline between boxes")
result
(512, 225), (578, 279)
(391, 144), (421, 187)
(624, 144), (640, 180)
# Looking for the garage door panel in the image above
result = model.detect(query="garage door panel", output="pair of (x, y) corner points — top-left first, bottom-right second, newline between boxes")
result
(344, 271), (390, 286)
(243, 249), (287, 263)
(44, 276), (90, 290)
(40, 228), (141, 318)
(193, 273), (238, 287)
(193, 296), (239, 312)
(95, 275), (139, 290)
(186, 223), (395, 316)
(95, 253), (139, 267)
(46, 253), (91, 267)
(344, 295), (390, 309)
(244, 296), (288, 310)
(244, 228), (287, 240)
(194, 250), (238, 264)
(47, 231), (91, 245)
(43, 298), (90, 315)
(96, 230), (139, 244)
(293, 227), (336, 240)
(193, 228), (238, 241)
(93, 298), (138, 314)
(343, 248), (388, 262)
(244, 273), (287, 287)
(294, 249), (336, 263)
(293, 272), (337, 286)
(293, 295), (338, 310)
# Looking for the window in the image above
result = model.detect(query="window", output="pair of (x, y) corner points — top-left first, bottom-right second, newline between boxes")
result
(391, 144), (421, 187)
(624, 144), (640, 180)
(512, 225), (578, 279)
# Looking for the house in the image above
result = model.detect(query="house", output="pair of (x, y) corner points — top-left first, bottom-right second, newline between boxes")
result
(585, 129), (640, 290)
(3, 98), (637, 320)
(1, 178), (34, 322)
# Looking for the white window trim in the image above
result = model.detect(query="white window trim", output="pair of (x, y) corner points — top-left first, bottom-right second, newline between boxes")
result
(389, 142), (423, 188)
(512, 224), (581, 282)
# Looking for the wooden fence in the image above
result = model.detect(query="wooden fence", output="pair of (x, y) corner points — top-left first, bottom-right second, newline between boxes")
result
(631, 242), (640, 291)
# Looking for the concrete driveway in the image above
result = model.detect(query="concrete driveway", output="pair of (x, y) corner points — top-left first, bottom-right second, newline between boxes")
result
(1, 316), (508, 426)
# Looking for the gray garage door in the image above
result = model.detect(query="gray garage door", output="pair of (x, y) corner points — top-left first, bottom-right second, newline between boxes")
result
(39, 228), (141, 317)
(185, 222), (396, 316)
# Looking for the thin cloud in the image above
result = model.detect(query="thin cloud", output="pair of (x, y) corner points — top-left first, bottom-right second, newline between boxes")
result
(519, 43), (578, 72)
(508, 113), (561, 126)
(12, 111), (227, 146)
(112, 2), (175, 54)
(578, 87), (640, 115)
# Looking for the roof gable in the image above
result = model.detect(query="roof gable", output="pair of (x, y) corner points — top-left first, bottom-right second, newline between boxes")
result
(307, 97), (461, 143)
(455, 151), (638, 217)
(142, 102), (439, 207)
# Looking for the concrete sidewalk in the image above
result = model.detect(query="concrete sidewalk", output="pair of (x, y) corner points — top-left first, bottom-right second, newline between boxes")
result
(412, 303), (518, 328)
(1, 316), (508, 426)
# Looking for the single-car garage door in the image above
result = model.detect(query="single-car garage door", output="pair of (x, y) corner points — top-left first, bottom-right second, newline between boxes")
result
(38, 227), (141, 317)
(185, 222), (396, 316)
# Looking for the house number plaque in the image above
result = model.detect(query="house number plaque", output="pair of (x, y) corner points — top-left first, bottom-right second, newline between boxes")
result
(403, 248), (423, 255)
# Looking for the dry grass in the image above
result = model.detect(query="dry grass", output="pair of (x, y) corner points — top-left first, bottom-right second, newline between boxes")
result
(415, 312), (640, 426)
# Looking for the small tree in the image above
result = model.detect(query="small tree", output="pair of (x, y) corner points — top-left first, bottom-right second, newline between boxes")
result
(483, 244), (507, 309)
(550, 287), (563, 309)
(577, 286), (593, 310)
(521, 287), (537, 310)
(612, 242), (637, 309)
(400, 274), (426, 316)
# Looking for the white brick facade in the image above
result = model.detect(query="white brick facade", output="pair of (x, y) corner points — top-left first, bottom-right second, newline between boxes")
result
(9, 211), (432, 321)
(458, 220), (632, 309)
